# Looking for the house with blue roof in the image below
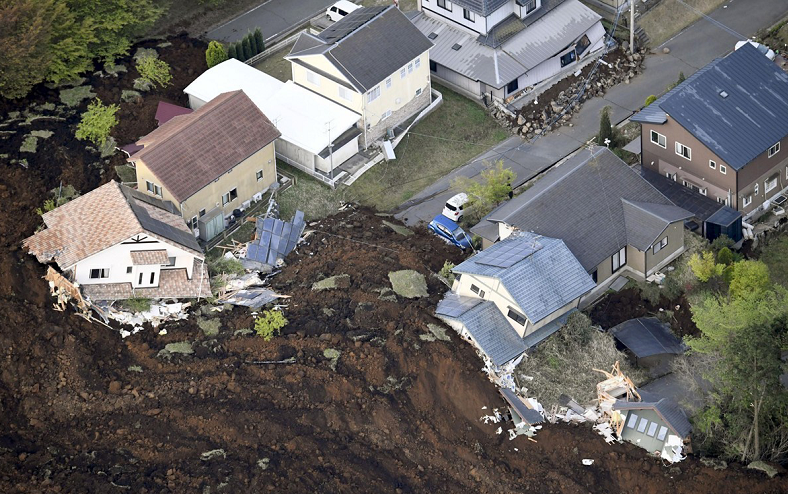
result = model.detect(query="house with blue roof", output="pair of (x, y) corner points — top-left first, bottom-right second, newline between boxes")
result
(435, 231), (595, 366)
(633, 43), (788, 216)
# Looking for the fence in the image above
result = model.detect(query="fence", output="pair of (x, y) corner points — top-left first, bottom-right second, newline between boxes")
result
(276, 152), (339, 188)
(391, 88), (443, 148)
(245, 28), (321, 66)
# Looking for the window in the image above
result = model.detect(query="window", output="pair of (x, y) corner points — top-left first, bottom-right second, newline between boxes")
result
(146, 180), (162, 197)
(190, 215), (198, 229)
(709, 160), (716, 170)
(657, 426), (668, 441)
(437, 0), (452, 11)
(470, 284), (485, 298)
(381, 109), (392, 120)
(637, 418), (649, 433)
(769, 142), (780, 158)
(126, 266), (133, 274)
(766, 176), (778, 193)
(306, 69), (320, 86)
(429, 60), (437, 72)
(230, 188), (238, 201)
(675, 141), (691, 160)
(414, 57), (421, 69)
(591, 269), (598, 283)
(524, 0), (537, 14)
(575, 34), (591, 56)
(166, 256), (176, 266)
(89, 268), (109, 279)
(386, 77), (392, 89)
(367, 85), (380, 103)
(559, 50), (577, 67)
(716, 196), (728, 205)
(507, 308), (527, 326)
(199, 209), (206, 217)
(400, 68), (406, 79)
(256, 169), (264, 181)
(506, 79), (518, 94)
(150, 272), (155, 284)
(463, 8), (475, 21)
(626, 413), (639, 429)
(755, 183), (759, 195)
(405, 63), (412, 75)
(138, 273), (143, 285)
(650, 130), (666, 148)
(338, 86), (354, 101)
(653, 236), (668, 254)
(221, 188), (238, 206)
(743, 195), (752, 207)
(647, 422), (659, 437)
(612, 246), (626, 272)
(416, 88), (422, 96)
(720, 164), (727, 174)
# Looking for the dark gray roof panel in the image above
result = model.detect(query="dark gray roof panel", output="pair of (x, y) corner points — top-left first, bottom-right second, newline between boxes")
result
(640, 169), (728, 223)
(121, 187), (202, 253)
(622, 200), (693, 250)
(446, 300), (527, 366)
(610, 317), (685, 358)
(706, 205), (742, 227)
(436, 292), (483, 318)
(613, 398), (692, 438)
(484, 148), (688, 270)
(501, 388), (544, 425)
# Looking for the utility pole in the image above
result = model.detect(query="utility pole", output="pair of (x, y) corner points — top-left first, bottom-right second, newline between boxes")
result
(630, 0), (635, 54)
(327, 120), (334, 183)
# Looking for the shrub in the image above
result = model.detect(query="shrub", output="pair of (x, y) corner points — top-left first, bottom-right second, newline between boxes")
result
(35, 198), (56, 216)
(241, 36), (252, 60)
(205, 41), (228, 68)
(228, 43), (238, 60)
(123, 297), (151, 313)
(710, 234), (735, 255)
(439, 260), (455, 284)
(644, 94), (657, 106)
(75, 98), (119, 146)
(207, 255), (244, 277)
(254, 28), (265, 53)
(716, 247), (735, 266)
(254, 310), (288, 340)
(136, 56), (172, 88)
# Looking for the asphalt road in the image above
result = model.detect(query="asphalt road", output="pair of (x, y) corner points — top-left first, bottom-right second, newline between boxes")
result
(395, 0), (788, 227)
(207, 0), (336, 42)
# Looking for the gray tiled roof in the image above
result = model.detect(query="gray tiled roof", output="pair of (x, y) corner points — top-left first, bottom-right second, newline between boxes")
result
(641, 169), (731, 223)
(610, 317), (685, 358)
(614, 398), (692, 438)
(438, 298), (526, 366)
(435, 291), (483, 318)
(480, 147), (690, 271)
(289, 6), (432, 92)
(622, 200), (693, 250)
(633, 44), (788, 170)
(453, 232), (595, 324)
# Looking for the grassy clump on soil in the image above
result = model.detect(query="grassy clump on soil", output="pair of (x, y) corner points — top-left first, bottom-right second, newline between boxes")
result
(638, 0), (728, 47)
(20, 136), (38, 153)
(421, 324), (450, 342)
(122, 297), (151, 313)
(388, 270), (428, 298)
(312, 274), (351, 291)
(347, 84), (508, 211)
(323, 348), (341, 371)
(115, 164), (138, 183)
(515, 312), (646, 408)
(381, 220), (414, 236)
(277, 163), (345, 221)
(755, 233), (788, 288)
(59, 86), (96, 107)
(197, 317), (221, 336)
(158, 341), (194, 358)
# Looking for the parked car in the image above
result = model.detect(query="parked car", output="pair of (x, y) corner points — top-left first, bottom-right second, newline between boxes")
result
(442, 193), (468, 222)
(429, 214), (472, 250)
(326, 0), (361, 22)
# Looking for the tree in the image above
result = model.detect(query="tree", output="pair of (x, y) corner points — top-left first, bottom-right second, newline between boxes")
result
(254, 28), (265, 53)
(227, 43), (238, 60)
(688, 251), (724, 282)
(644, 95), (656, 107)
(729, 260), (770, 300)
(716, 246), (735, 266)
(254, 310), (288, 341)
(241, 35), (252, 60)
(451, 160), (515, 224)
(136, 55), (172, 88)
(597, 106), (614, 147)
(75, 98), (119, 146)
(205, 40), (227, 68)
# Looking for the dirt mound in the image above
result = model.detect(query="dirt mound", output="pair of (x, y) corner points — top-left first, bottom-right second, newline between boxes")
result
(0, 37), (784, 493)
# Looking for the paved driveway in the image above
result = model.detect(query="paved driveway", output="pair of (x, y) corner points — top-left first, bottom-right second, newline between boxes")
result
(394, 0), (788, 227)
(207, 0), (336, 42)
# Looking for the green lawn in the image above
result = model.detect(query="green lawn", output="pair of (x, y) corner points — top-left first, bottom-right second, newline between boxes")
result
(277, 162), (346, 221)
(253, 47), (292, 82)
(345, 84), (508, 212)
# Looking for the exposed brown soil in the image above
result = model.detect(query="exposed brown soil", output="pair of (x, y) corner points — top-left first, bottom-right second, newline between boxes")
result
(0, 37), (785, 493)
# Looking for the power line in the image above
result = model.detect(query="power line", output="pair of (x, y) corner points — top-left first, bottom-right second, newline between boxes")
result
(675, 0), (746, 41)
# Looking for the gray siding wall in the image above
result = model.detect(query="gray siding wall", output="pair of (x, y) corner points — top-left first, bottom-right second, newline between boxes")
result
(620, 409), (670, 454)
(645, 221), (684, 275)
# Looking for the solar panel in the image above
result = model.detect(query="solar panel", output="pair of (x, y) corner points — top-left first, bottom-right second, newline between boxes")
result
(263, 218), (275, 232)
(272, 219), (284, 236)
(281, 222), (292, 241)
(246, 243), (260, 261)
(319, 7), (385, 43)
(476, 240), (543, 268)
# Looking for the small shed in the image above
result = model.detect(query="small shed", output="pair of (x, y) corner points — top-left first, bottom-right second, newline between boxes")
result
(706, 206), (743, 243)
(614, 398), (691, 461)
(610, 317), (684, 371)
(500, 388), (544, 426)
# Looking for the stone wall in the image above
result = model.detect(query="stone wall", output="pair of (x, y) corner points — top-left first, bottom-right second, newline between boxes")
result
(366, 84), (431, 145)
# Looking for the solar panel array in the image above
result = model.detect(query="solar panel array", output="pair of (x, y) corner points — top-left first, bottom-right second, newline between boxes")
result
(319, 7), (385, 44)
(476, 239), (543, 268)
(121, 187), (202, 252)
(245, 211), (305, 266)
(435, 292), (482, 318)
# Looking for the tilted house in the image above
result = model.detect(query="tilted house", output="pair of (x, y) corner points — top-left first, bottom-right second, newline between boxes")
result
(128, 90), (281, 240)
(286, 6), (433, 146)
(409, 0), (605, 103)
(23, 181), (209, 301)
(436, 231), (595, 365)
(633, 43), (788, 216)
(614, 397), (692, 462)
(471, 147), (693, 292)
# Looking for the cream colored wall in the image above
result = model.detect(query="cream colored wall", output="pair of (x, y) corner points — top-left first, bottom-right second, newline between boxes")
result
(135, 143), (277, 221)
(292, 54), (351, 82)
(455, 272), (529, 337)
(291, 58), (363, 113)
(528, 299), (579, 334)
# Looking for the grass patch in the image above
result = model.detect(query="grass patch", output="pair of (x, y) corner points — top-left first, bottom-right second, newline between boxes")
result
(639, 0), (728, 47)
(277, 162), (344, 221)
(122, 297), (151, 313)
(20, 136), (38, 153)
(346, 84), (508, 212)
(253, 47), (293, 83)
(115, 164), (138, 183)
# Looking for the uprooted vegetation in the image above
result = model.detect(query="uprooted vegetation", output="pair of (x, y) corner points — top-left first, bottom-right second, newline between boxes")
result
(515, 312), (647, 408)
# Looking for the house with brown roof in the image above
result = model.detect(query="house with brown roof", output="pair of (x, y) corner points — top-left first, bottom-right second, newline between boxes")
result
(128, 90), (281, 240)
(24, 181), (210, 301)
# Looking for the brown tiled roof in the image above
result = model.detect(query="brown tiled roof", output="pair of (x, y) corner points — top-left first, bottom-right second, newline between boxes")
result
(82, 259), (211, 301)
(24, 181), (202, 270)
(130, 250), (169, 265)
(131, 90), (281, 203)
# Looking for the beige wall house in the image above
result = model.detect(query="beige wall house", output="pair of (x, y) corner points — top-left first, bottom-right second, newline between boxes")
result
(436, 231), (595, 366)
(470, 147), (692, 297)
(23, 181), (210, 301)
(128, 90), (281, 239)
(286, 5), (433, 146)
(634, 43), (788, 217)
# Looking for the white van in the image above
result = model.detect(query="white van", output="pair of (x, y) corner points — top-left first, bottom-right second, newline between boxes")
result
(442, 193), (468, 222)
(326, 1), (361, 22)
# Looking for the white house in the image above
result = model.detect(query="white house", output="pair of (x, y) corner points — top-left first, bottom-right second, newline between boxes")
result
(286, 5), (433, 146)
(184, 59), (361, 183)
(436, 231), (595, 367)
(24, 181), (209, 301)
(409, 0), (606, 103)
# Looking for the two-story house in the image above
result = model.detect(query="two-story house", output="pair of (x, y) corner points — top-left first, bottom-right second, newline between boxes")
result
(633, 43), (788, 216)
(128, 90), (281, 240)
(408, 0), (605, 103)
(286, 6), (433, 146)
(470, 147), (693, 296)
